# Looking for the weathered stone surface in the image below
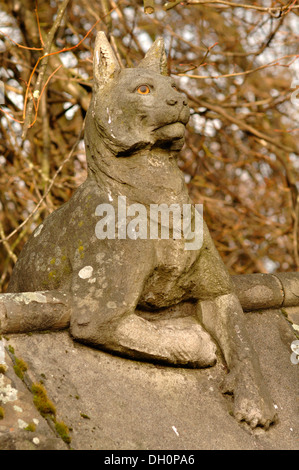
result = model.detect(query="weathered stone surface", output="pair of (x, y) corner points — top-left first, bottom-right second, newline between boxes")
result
(0, 308), (298, 450)
(232, 274), (284, 311)
(275, 272), (299, 307)
(281, 306), (299, 333)
(0, 291), (70, 334)
(0, 342), (68, 450)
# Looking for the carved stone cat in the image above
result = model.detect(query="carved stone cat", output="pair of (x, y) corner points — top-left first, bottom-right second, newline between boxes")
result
(4, 32), (276, 429)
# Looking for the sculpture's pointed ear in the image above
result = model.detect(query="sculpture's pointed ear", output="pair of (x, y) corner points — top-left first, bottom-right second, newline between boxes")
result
(138, 37), (168, 76)
(93, 32), (120, 89)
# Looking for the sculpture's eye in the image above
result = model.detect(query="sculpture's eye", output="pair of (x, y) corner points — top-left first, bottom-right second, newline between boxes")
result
(172, 85), (178, 91)
(137, 85), (150, 95)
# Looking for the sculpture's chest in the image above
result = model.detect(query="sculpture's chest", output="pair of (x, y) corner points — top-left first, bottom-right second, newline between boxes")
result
(138, 238), (201, 308)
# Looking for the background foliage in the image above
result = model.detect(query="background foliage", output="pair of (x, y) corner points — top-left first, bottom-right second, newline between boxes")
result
(0, 0), (298, 291)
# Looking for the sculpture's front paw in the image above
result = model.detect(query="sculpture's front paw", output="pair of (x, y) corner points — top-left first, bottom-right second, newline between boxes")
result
(221, 361), (277, 430)
(170, 323), (217, 368)
(115, 316), (218, 368)
(71, 311), (218, 368)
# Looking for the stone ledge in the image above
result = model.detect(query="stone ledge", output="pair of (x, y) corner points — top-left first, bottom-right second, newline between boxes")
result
(0, 308), (298, 450)
(1, 273), (299, 336)
(232, 272), (299, 311)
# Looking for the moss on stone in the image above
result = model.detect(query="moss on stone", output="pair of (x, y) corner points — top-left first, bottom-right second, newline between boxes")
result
(55, 420), (71, 444)
(13, 357), (28, 380)
(78, 239), (84, 259)
(63, 264), (72, 276)
(25, 422), (36, 432)
(31, 383), (72, 445)
(32, 382), (56, 419)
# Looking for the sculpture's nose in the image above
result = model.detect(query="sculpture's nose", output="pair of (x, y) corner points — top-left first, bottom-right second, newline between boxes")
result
(166, 95), (188, 107)
(166, 98), (178, 106)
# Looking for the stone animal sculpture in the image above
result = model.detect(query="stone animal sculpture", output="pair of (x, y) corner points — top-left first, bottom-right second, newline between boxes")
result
(2, 32), (276, 429)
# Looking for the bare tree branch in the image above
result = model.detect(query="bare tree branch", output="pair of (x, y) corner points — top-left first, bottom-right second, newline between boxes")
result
(22, 0), (71, 139)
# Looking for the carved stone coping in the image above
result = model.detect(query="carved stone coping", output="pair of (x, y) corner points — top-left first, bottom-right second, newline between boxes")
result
(0, 291), (70, 335)
(0, 272), (298, 335)
(232, 272), (299, 311)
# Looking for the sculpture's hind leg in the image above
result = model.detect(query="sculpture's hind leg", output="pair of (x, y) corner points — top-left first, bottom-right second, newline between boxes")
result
(193, 223), (277, 428)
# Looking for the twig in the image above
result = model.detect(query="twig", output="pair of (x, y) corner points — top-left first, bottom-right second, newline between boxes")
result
(0, 29), (43, 51)
(22, 0), (70, 139)
(164, 1), (185, 10)
(178, 54), (299, 80)
(0, 221), (17, 263)
(293, 194), (299, 269)
(35, 0), (45, 47)
(28, 64), (62, 130)
(1, 4), (116, 126)
(185, 90), (297, 154)
(144, 0), (156, 14)
(183, 0), (299, 14)
(99, 0), (113, 33)
(0, 122), (85, 245)
(40, 92), (51, 187)
(21, 7), (114, 134)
